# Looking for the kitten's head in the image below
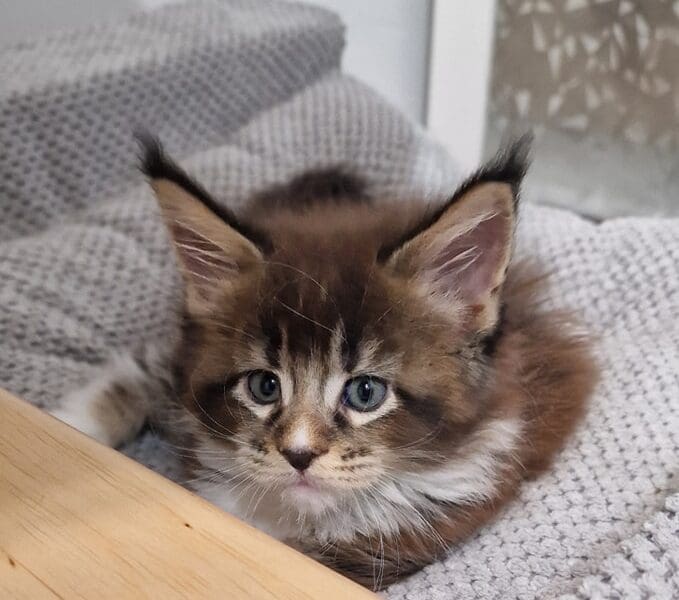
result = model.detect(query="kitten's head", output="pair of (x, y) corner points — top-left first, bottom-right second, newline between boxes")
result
(143, 139), (530, 528)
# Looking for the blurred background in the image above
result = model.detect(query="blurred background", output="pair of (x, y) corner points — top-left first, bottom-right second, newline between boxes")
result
(2, 0), (677, 218)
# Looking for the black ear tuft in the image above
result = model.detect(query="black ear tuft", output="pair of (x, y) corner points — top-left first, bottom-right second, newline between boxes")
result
(136, 132), (218, 209)
(481, 133), (532, 194)
(135, 132), (273, 254)
(136, 131), (164, 178)
(452, 133), (532, 206)
(377, 135), (532, 264)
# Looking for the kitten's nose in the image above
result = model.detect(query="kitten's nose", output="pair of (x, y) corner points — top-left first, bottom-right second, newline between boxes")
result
(280, 448), (318, 472)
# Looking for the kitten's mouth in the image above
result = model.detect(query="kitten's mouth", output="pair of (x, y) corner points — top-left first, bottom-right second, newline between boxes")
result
(282, 473), (337, 512)
(289, 473), (319, 491)
(293, 475), (313, 488)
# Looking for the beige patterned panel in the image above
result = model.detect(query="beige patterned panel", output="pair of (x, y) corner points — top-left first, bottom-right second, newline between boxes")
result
(486, 0), (679, 217)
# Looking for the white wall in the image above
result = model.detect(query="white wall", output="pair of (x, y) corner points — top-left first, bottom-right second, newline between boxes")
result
(427, 0), (496, 171)
(305, 0), (431, 124)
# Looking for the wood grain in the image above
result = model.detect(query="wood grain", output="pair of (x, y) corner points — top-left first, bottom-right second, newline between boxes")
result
(0, 388), (377, 599)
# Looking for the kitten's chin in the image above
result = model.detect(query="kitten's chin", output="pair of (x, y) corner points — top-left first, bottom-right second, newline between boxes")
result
(280, 477), (339, 516)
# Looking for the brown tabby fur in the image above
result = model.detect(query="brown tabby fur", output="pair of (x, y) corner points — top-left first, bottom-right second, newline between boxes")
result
(141, 138), (597, 589)
(302, 269), (596, 584)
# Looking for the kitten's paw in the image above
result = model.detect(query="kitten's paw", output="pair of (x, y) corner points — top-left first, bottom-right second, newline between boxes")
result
(48, 352), (154, 447)
(48, 389), (117, 446)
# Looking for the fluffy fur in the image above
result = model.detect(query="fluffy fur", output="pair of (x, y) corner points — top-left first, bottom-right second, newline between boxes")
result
(53, 137), (596, 589)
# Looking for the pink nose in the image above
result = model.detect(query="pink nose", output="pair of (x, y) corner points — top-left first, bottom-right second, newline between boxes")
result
(280, 449), (318, 471)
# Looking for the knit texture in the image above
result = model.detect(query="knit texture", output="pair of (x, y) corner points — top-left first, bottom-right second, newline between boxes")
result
(0, 2), (677, 598)
(0, 0), (344, 241)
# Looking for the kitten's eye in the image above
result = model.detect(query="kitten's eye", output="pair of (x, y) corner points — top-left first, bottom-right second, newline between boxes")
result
(342, 376), (387, 412)
(247, 371), (281, 404)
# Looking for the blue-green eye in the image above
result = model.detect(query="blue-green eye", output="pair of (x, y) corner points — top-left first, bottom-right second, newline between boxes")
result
(342, 376), (388, 412)
(247, 371), (280, 404)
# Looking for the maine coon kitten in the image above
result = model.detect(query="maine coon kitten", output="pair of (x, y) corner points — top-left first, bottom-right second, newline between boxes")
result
(51, 137), (596, 589)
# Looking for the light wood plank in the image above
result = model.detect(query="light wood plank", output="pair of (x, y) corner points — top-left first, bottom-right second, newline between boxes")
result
(0, 389), (376, 600)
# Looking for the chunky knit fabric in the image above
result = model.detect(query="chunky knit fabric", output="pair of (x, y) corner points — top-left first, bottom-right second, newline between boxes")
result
(0, 2), (677, 598)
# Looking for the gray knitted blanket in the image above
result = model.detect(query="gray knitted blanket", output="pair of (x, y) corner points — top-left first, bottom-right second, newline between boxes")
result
(1, 2), (677, 598)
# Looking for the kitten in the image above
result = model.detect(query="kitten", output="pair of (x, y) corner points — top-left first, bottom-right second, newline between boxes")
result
(51, 137), (596, 589)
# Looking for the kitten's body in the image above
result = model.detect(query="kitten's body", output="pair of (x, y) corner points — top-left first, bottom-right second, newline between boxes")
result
(53, 140), (596, 589)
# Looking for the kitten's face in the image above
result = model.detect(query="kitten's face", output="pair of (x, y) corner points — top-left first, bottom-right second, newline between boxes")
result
(143, 141), (525, 535)
(179, 209), (485, 517)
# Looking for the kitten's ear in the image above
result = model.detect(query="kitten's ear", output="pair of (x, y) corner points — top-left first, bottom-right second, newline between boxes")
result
(139, 137), (270, 311)
(381, 137), (531, 333)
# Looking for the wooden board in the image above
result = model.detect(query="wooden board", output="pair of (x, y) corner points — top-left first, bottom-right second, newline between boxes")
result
(0, 389), (377, 599)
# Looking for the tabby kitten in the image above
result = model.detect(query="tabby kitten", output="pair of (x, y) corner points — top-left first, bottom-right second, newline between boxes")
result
(52, 137), (595, 589)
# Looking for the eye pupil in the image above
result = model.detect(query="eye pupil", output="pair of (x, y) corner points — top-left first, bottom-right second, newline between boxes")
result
(358, 381), (372, 403)
(261, 376), (277, 396)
